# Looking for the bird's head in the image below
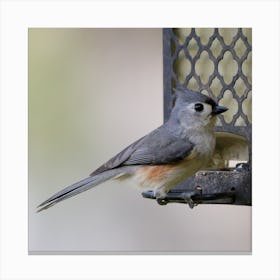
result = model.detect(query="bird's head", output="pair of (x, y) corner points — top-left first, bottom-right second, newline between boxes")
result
(170, 88), (228, 129)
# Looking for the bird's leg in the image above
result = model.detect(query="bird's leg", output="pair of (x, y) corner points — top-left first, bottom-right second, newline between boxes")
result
(154, 189), (168, 205)
(182, 187), (202, 208)
(181, 191), (196, 208)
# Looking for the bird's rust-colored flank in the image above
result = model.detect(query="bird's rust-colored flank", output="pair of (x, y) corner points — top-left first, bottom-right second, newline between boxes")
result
(133, 150), (200, 190)
(140, 164), (176, 182)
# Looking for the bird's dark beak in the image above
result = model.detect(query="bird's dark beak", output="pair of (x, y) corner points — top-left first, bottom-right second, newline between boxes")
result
(212, 105), (228, 115)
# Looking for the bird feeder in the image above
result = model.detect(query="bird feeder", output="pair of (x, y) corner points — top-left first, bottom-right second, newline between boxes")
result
(143, 28), (252, 207)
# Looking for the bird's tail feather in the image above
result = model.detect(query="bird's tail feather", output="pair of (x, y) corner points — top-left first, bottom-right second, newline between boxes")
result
(37, 169), (123, 212)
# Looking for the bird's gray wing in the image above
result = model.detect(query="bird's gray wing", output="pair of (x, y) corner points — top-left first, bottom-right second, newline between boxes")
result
(90, 135), (146, 176)
(90, 125), (194, 176)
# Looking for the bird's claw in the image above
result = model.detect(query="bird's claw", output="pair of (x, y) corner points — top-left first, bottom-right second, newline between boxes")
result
(181, 191), (197, 208)
(181, 187), (202, 209)
(156, 198), (168, 205)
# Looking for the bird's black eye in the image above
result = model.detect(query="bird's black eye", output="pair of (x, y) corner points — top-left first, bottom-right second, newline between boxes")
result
(194, 103), (204, 112)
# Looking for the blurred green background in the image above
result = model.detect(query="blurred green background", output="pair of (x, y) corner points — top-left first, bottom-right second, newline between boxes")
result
(29, 28), (251, 253)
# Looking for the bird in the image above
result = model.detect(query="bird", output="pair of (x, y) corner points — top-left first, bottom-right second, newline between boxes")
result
(37, 88), (228, 212)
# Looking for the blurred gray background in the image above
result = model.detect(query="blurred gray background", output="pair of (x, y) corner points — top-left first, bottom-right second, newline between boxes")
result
(29, 28), (251, 253)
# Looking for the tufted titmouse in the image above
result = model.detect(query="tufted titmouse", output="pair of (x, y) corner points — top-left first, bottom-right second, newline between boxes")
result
(37, 88), (228, 212)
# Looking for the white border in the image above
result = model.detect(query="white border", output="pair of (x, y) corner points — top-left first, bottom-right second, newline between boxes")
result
(1, 0), (279, 279)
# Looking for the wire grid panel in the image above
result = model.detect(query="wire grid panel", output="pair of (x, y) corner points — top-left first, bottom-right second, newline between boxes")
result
(163, 28), (252, 141)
